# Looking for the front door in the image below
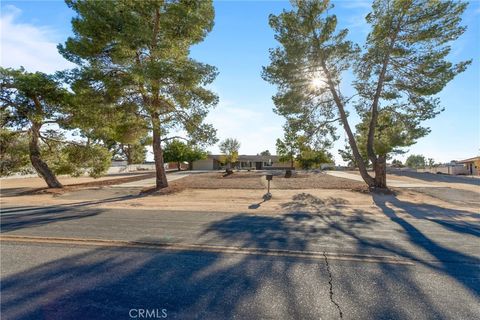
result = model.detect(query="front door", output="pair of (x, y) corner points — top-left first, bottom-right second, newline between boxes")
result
(255, 162), (262, 170)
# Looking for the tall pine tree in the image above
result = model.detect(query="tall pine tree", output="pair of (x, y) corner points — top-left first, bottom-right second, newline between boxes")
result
(60, 0), (218, 189)
(263, 0), (470, 189)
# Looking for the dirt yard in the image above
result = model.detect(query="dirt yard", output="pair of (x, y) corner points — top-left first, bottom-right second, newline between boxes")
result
(0, 172), (155, 196)
(170, 171), (366, 190)
(2, 183), (477, 220)
(270, 172), (365, 190)
(173, 172), (266, 189)
(2, 170), (477, 218)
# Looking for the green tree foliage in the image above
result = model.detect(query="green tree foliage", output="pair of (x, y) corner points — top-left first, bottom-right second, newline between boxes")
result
(263, 0), (470, 189)
(276, 126), (304, 168)
(118, 143), (148, 165)
(163, 139), (189, 170)
(260, 150), (271, 156)
(163, 139), (207, 170)
(66, 72), (152, 165)
(0, 129), (31, 176)
(45, 141), (112, 178)
(184, 146), (208, 170)
(297, 147), (333, 170)
(111, 135), (152, 165)
(0, 67), (111, 187)
(219, 138), (240, 170)
(391, 159), (403, 167)
(406, 154), (426, 168)
(338, 141), (362, 168)
(75, 103), (150, 165)
(355, 110), (427, 158)
(60, 0), (218, 189)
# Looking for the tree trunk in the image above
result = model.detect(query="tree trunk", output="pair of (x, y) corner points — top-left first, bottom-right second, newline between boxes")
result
(125, 145), (133, 165)
(29, 125), (62, 188)
(188, 162), (193, 170)
(319, 59), (374, 188)
(151, 114), (168, 189)
(177, 161), (181, 171)
(373, 156), (387, 189)
(225, 161), (233, 174)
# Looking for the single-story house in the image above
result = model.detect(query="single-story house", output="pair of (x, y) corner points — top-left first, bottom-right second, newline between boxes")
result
(458, 156), (480, 176)
(192, 154), (291, 170)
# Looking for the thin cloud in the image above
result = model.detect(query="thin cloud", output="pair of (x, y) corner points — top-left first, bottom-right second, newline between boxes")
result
(205, 100), (284, 155)
(336, 1), (371, 10)
(0, 5), (74, 73)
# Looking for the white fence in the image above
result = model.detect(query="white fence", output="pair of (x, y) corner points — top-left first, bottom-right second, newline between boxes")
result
(2, 164), (157, 179)
(106, 164), (156, 174)
(417, 165), (468, 175)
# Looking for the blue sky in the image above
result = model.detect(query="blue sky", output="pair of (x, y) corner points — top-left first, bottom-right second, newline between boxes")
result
(1, 0), (479, 164)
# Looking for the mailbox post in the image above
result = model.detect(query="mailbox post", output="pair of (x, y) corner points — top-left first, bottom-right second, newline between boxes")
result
(264, 174), (273, 200)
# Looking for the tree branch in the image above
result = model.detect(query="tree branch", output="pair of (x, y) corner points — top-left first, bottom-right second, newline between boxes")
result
(5, 129), (29, 134)
(309, 21), (373, 186)
(39, 134), (86, 147)
(367, 13), (406, 165)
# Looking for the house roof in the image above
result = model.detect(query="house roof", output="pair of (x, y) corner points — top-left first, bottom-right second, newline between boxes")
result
(207, 154), (280, 162)
(457, 156), (480, 164)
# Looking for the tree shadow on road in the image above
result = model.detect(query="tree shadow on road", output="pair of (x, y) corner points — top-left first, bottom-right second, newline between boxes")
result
(372, 194), (480, 297)
(1, 239), (338, 319)
(1, 192), (479, 319)
(0, 194), (144, 232)
(200, 193), (478, 318)
(427, 219), (480, 237)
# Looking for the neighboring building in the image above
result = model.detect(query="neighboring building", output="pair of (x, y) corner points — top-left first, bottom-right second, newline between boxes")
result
(192, 155), (222, 170)
(417, 162), (468, 175)
(192, 154), (291, 170)
(458, 156), (480, 176)
(236, 155), (288, 170)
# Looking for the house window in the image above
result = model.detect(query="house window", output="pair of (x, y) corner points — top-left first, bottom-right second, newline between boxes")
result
(241, 162), (249, 168)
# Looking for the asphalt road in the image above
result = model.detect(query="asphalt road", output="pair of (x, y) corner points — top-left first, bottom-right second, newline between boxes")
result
(1, 192), (479, 320)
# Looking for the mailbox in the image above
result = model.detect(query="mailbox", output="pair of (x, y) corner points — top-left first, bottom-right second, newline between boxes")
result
(264, 174), (273, 200)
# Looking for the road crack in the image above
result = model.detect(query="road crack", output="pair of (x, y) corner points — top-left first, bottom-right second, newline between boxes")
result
(323, 252), (343, 319)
